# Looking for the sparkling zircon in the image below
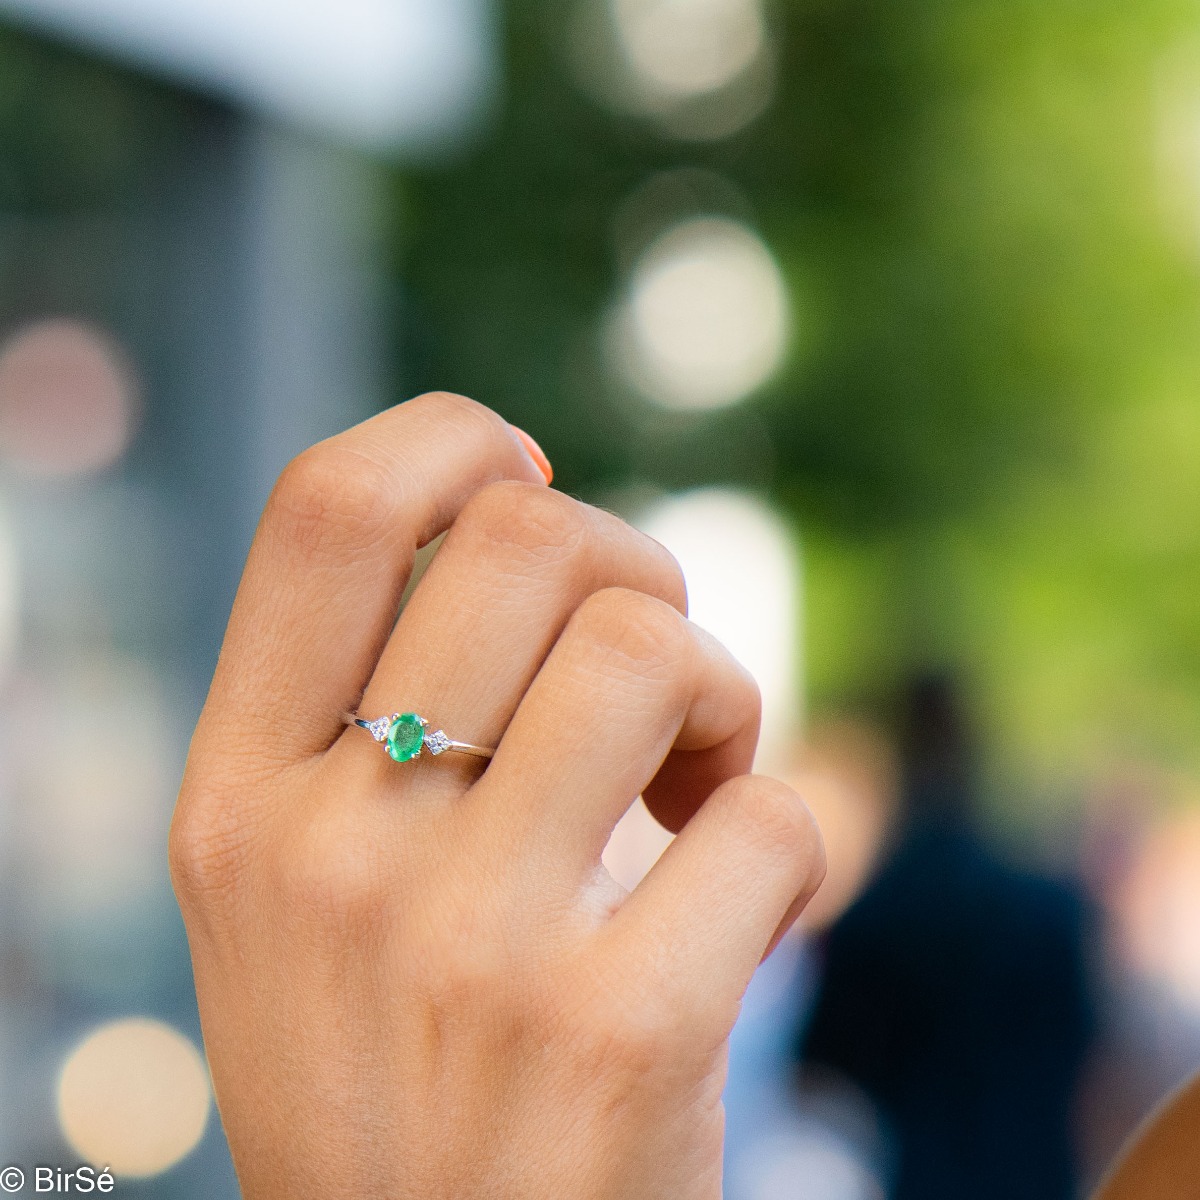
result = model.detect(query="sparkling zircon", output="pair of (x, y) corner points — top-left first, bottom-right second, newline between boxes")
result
(367, 717), (391, 743)
(424, 729), (452, 756)
(386, 713), (425, 763)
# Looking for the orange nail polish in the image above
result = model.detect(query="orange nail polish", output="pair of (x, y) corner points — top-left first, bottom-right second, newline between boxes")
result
(512, 425), (553, 485)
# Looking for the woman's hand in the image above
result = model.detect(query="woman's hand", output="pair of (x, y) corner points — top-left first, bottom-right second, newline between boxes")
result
(170, 393), (825, 1199)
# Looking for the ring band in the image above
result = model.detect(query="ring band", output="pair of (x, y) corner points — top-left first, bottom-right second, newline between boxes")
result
(342, 711), (495, 763)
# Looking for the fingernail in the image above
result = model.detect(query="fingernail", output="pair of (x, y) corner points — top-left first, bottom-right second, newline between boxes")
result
(512, 425), (553, 485)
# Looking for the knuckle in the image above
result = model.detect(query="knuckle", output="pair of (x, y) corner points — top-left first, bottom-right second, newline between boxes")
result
(740, 669), (764, 729)
(419, 937), (515, 1020)
(457, 481), (590, 569)
(277, 808), (390, 931)
(637, 532), (689, 616)
(572, 588), (689, 676)
(729, 776), (825, 874)
(578, 502), (688, 614)
(404, 390), (507, 435)
(168, 793), (250, 904)
(567, 986), (684, 1081)
(404, 896), (533, 1026)
(693, 623), (762, 719)
(730, 659), (764, 740)
(267, 443), (394, 561)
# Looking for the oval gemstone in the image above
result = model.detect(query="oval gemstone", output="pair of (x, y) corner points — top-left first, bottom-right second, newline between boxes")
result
(386, 713), (425, 763)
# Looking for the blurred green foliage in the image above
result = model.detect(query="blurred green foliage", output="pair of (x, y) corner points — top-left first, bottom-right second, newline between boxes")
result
(1, 2), (1198, 811)
(0, 26), (193, 213)
(402, 0), (1200, 803)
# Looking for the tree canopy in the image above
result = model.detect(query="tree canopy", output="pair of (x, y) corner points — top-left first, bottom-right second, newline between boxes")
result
(402, 0), (1200, 805)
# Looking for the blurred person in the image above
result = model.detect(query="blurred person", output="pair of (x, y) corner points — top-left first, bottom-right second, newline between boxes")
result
(724, 722), (897, 1199)
(795, 673), (1096, 1200)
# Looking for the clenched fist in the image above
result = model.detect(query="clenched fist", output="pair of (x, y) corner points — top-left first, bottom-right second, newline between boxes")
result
(170, 393), (825, 1199)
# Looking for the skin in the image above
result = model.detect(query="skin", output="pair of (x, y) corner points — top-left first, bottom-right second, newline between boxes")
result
(170, 392), (826, 1199)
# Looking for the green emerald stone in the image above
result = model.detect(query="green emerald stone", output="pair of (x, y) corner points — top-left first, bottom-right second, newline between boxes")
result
(386, 713), (425, 763)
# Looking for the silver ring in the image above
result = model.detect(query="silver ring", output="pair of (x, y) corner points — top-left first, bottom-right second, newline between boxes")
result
(342, 711), (494, 763)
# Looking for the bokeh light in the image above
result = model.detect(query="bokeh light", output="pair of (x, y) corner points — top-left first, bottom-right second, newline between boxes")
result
(636, 488), (800, 764)
(610, 217), (790, 411)
(569, 0), (775, 139)
(603, 488), (799, 886)
(0, 499), (22, 683)
(734, 1127), (885, 1200)
(18, 654), (175, 920)
(0, 318), (138, 477)
(57, 1018), (211, 1176)
(612, 0), (766, 102)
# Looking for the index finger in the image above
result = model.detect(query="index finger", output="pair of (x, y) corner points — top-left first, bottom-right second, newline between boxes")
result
(198, 392), (549, 765)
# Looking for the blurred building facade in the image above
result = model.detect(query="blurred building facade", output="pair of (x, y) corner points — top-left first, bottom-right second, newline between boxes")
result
(0, 2), (491, 1191)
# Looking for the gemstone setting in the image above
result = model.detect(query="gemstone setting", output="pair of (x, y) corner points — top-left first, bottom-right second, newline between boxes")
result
(386, 713), (426, 763)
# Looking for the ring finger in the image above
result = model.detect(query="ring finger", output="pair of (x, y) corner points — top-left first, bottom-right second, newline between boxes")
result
(337, 484), (688, 794)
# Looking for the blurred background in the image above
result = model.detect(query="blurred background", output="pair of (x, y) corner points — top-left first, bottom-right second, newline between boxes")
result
(0, 0), (1200, 1196)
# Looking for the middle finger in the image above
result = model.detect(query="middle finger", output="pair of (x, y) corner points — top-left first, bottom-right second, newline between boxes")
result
(479, 586), (761, 873)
